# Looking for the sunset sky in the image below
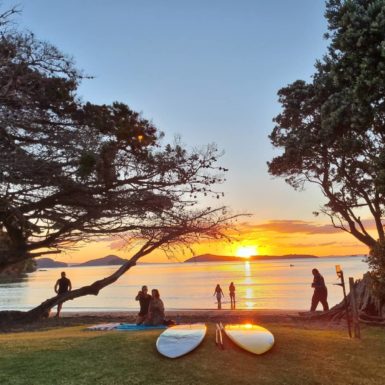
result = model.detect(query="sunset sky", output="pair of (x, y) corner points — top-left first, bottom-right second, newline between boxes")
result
(6, 0), (369, 262)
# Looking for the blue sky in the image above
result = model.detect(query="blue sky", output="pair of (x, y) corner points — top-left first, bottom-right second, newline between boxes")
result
(4, 0), (329, 218)
(5, 1), (359, 260)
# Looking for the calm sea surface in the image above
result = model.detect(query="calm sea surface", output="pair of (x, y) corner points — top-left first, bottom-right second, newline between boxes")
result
(0, 256), (368, 312)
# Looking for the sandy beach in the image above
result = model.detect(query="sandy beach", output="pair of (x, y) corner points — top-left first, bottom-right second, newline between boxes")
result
(59, 308), (301, 322)
(0, 308), (336, 333)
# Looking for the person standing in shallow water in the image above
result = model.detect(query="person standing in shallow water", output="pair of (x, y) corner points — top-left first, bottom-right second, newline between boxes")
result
(213, 284), (224, 309)
(310, 268), (329, 311)
(229, 282), (236, 309)
(54, 271), (72, 317)
(135, 285), (152, 325)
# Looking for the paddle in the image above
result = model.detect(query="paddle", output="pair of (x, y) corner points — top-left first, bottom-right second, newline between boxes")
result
(216, 323), (224, 350)
(215, 324), (219, 345)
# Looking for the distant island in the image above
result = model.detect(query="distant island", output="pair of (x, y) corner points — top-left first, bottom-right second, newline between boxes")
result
(76, 255), (128, 267)
(184, 253), (319, 263)
(34, 253), (364, 269)
(36, 258), (68, 268)
(34, 255), (131, 269)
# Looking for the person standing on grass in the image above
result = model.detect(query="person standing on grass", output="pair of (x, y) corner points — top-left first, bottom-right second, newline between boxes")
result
(54, 271), (72, 317)
(229, 282), (236, 309)
(213, 284), (224, 309)
(310, 268), (329, 312)
(135, 285), (152, 325)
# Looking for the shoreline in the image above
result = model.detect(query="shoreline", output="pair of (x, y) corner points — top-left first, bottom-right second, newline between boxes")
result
(54, 309), (303, 324)
(59, 308), (301, 317)
(1, 308), (338, 333)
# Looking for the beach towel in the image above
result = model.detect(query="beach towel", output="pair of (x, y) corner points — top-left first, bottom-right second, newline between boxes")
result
(116, 323), (167, 331)
(86, 323), (121, 331)
(86, 323), (167, 331)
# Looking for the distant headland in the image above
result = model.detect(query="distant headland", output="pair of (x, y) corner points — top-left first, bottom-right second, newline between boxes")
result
(183, 253), (319, 263)
(35, 255), (127, 268)
(75, 255), (128, 267)
(35, 253), (364, 269)
(36, 258), (68, 269)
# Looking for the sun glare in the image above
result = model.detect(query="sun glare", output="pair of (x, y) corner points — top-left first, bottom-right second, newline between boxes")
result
(236, 245), (258, 258)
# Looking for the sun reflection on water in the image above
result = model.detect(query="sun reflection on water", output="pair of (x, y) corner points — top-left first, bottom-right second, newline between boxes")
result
(241, 261), (258, 308)
(244, 261), (251, 276)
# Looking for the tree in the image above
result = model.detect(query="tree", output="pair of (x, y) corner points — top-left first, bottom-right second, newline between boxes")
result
(268, 0), (385, 321)
(0, 9), (235, 322)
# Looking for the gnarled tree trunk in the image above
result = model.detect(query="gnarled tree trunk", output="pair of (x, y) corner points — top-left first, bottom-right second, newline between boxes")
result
(0, 244), (150, 326)
(300, 273), (385, 324)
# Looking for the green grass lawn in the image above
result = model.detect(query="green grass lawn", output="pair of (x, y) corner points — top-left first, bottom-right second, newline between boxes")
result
(0, 323), (384, 385)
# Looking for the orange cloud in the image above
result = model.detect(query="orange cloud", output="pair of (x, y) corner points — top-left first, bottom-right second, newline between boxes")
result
(209, 218), (370, 257)
(60, 217), (371, 263)
(239, 220), (339, 234)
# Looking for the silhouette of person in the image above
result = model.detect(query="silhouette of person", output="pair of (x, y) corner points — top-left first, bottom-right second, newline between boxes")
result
(135, 285), (152, 325)
(310, 268), (329, 311)
(213, 284), (224, 309)
(54, 271), (72, 317)
(229, 282), (236, 309)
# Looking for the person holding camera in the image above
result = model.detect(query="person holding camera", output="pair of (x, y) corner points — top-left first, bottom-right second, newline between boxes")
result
(135, 285), (152, 325)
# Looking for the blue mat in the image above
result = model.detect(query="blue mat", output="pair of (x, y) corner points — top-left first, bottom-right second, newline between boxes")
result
(115, 323), (167, 331)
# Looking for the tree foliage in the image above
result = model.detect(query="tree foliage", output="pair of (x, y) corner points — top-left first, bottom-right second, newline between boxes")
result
(0, 8), (239, 320)
(268, 0), (385, 296)
(0, 8), (231, 272)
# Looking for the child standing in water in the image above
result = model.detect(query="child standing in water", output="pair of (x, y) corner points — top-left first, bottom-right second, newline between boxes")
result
(213, 284), (224, 309)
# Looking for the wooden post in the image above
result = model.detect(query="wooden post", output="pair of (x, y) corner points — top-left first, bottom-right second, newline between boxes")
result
(349, 277), (361, 339)
(335, 265), (352, 338)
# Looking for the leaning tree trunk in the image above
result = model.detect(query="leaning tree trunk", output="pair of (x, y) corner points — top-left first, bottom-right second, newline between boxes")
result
(0, 239), (164, 326)
(0, 256), (137, 326)
(300, 273), (385, 324)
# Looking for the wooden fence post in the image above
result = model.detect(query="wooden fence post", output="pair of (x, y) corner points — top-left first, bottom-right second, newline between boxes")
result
(349, 277), (361, 339)
(335, 265), (352, 338)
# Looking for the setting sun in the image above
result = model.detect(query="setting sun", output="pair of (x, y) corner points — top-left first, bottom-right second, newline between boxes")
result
(236, 245), (258, 258)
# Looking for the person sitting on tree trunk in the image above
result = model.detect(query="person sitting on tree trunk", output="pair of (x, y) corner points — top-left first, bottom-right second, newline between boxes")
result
(310, 268), (329, 312)
(54, 271), (72, 317)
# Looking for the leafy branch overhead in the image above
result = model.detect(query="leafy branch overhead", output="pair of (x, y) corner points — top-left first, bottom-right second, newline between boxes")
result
(0, 7), (234, 272)
(268, 0), (385, 299)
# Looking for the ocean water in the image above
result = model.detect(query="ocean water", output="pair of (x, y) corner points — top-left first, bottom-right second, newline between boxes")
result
(0, 256), (368, 312)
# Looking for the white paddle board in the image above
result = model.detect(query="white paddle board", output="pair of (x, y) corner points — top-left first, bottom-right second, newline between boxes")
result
(156, 323), (207, 358)
(224, 324), (274, 355)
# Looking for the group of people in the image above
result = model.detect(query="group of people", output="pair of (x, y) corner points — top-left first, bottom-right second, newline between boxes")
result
(213, 282), (236, 309)
(53, 268), (329, 317)
(52, 275), (167, 324)
(213, 269), (329, 312)
(135, 285), (166, 326)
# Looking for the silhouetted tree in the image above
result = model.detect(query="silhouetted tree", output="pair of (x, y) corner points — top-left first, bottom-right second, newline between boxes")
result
(0, 9), (234, 322)
(269, 0), (385, 321)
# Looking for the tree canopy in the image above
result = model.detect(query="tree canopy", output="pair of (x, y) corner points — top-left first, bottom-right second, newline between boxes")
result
(268, 0), (385, 294)
(0, 8), (238, 320)
(0, 8), (231, 272)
